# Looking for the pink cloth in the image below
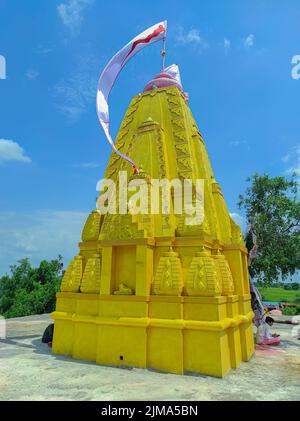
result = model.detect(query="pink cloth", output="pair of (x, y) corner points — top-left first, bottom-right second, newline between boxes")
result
(143, 67), (183, 93)
(258, 337), (281, 346)
(270, 309), (282, 316)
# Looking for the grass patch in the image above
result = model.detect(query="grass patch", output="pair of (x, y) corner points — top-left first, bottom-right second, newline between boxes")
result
(258, 287), (300, 303)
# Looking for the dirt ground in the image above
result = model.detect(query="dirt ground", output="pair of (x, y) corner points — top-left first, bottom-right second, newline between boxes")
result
(0, 314), (299, 401)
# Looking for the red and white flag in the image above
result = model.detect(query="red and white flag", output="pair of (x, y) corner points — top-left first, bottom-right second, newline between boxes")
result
(96, 21), (167, 171)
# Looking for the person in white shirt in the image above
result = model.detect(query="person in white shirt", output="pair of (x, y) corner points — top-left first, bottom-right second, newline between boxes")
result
(258, 316), (280, 345)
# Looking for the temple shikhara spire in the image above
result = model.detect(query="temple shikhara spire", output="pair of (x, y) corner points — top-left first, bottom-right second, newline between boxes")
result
(52, 22), (254, 377)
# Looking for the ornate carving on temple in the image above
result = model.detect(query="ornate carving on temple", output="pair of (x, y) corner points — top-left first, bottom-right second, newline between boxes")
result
(186, 247), (221, 296)
(61, 255), (83, 292)
(53, 65), (254, 376)
(213, 250), (235, 296)
(230, 217), (244, 244)
(113, 283), (134, 295)
(80, 253), (101, 293)
(82, 210), (103, 242)
(153, 247), (183, 295)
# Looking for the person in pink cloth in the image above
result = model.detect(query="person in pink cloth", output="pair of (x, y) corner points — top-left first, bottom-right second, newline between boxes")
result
(258, 316), (281, 345)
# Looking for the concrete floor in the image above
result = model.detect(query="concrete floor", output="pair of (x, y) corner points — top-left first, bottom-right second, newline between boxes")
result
(0, 314), (299, 401)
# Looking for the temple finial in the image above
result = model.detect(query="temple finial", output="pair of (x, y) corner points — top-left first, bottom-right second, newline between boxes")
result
(161, 37), (166, 71)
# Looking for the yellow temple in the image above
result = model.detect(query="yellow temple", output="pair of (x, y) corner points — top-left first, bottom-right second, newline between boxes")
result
(52, 71), (254, 377)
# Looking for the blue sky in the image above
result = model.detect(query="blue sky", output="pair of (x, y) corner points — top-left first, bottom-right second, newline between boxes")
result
(0, 0), (299, 276)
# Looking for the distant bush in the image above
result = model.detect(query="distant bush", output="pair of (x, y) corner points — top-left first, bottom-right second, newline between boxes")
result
(284, 283), (300, 290)
(0, 257), (63, 318)
(282, 307), (299, 316)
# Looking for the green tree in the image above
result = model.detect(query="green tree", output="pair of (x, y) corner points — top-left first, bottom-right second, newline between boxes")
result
(282, 306), (299, 316)
(239, 174), (300, 286)
(0, 256), (63, 318)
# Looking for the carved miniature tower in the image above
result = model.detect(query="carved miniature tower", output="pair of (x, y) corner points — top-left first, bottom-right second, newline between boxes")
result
(52, 71), (254, 377)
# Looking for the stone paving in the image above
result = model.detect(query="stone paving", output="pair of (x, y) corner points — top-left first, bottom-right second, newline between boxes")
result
(0, 314), (299, 401)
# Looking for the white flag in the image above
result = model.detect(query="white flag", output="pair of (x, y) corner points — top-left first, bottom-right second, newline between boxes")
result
(96, 21), (167, 171)
(165, 64), (182, 86)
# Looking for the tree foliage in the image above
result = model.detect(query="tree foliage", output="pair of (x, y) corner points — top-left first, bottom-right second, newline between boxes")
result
(0, 256), (63, 318)
(238, 174), (300, 285)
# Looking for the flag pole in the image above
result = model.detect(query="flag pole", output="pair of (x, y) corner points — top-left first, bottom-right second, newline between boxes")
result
(161, 36), (166, 71)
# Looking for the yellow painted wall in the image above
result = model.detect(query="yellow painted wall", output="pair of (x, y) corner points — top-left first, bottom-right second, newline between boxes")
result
(52, 85), (254, 377)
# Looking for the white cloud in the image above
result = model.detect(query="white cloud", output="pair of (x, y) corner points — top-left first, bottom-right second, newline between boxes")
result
(0, 210), (88, 276)
(292, 166), (300, 176)
(230, 140), (247, 147)
(283, 146), (300, 200)
(37, 45), (52, 55)
(294, 166), (300, 177)
(57, 0), (94, 36)
(224, 38), (231, 54)
(0, 139), (31, 163)
(0, 54), (6, 80)
(25, 69), (39, 80)
(175, 27), (208, 51)
(244, 34), (255, 48)
(281, 153), (291, 163)
(230, 212), (246, 234)
(284, 145), (300, 177)
(53, 54), (98, 121)
(73, 162), (100, 169)
(56, 104), (84, 121)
